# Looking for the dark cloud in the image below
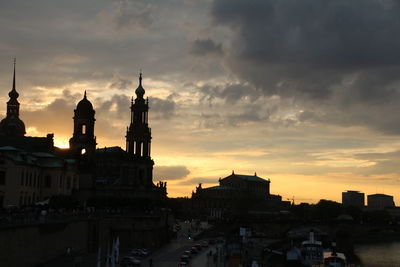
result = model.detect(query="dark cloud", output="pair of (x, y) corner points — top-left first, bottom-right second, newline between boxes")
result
(199, 83), (260, 105)
(95, 94), (130, 121)
(108, 0), (154, 31)
(109, 77), (133, 90)
(354, 150), (400, 176)
(189, 39), (223, 57)
(154, 165), (190, 180)
(210, 0), (400, 133)
(149, 95), (176, 119)
(212, 0), (400, 67)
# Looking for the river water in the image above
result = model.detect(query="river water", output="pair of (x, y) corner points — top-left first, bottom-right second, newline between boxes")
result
(355, 242), (400, 267)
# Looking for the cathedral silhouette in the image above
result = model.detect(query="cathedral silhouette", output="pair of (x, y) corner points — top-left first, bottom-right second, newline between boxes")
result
(0, 61), (166, 207)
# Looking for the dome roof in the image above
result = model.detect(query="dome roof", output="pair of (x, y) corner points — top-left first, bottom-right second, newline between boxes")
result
(135, 85), (145, 97)
(9, 88), (19, 99)
(0, 116), (26, 136)
(135, 73), (145, 98)
(75, 91), (95, 117)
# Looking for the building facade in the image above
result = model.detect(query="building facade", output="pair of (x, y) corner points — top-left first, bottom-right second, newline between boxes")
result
(0, 147), (77, 207)
(192, 172), (282, 220)
(72, 74), (166, 201)
(342, 190), (365, 208)
(367, 193), (395, 210)
(0, 61), (78, 207)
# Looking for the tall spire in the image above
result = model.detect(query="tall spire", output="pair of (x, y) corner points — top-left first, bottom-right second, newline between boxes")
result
(135, 71), (145, 98)
(9, 58), (19, 99)
(0, 57), (26, 136)
(12, 58), (16, 92)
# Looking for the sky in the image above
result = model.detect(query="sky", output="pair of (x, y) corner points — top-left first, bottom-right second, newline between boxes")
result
(1, 0), (400, 203)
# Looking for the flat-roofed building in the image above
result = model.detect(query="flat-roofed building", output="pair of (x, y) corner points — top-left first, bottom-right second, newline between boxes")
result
(342, 190), (365, 208)
(367, 194), (395, 210)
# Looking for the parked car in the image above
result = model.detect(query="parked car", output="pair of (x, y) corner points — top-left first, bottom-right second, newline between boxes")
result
(190, 246), (198, 254)
(130, 248), (149, 257)
(182, 250), (191, 258)
(180, 254), (190, 263)
(194, 244), (202, 251)
(120, 256), (141, 266)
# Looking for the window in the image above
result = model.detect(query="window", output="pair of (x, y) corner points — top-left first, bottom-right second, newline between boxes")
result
(21, 171), (24, 186)
(67, 176), (71, 189)
(44, 175), (52, 188)
(82, 124), (86, 134)
(0, 171), (5, 185)
(81, 149), (86, 155)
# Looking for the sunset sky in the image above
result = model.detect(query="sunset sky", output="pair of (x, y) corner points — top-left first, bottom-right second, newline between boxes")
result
(1, 0), (400, 203)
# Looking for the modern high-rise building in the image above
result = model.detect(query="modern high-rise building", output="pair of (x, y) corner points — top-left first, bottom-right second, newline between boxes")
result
(342, 190), (365, 208)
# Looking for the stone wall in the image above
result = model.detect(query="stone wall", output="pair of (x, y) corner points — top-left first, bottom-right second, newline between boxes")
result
(0, 220), (89, 267)
(0, 213), (173, 267)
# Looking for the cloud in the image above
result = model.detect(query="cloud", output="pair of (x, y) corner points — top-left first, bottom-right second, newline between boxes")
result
(22, 90), (78, 135)
(154, 165), (190, 180)
(149, 95), (176, 119)
(199, 83), (260, 105)
(102, 0), (154, 31)
(109, 77), (133, 90)
(189, 38), (223, 57)
(177, 177), (218, 186)
(210, 0), (400, 133)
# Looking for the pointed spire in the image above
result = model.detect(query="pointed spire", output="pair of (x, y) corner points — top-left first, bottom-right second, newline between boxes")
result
(9, 58), (19, 99)
(135, 71), (145, 98)
(254, 172), (257, 176)
(12, 58), (16, 92)
(232, 170), (235, 175)
(84, 90), (87, 99)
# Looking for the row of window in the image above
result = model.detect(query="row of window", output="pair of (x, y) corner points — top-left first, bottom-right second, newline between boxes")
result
(20, 170), (76, 190)
(20, 170), (42, 188)
(19, 191), (41, 206)
(0, 170), (5, 185)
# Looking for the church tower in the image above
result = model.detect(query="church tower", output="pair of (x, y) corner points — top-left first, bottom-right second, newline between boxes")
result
(126, 73), (154, 188)
(69, 91), (96, 158)
(0, 59), (26, 136)
(126, 73), (152, 157)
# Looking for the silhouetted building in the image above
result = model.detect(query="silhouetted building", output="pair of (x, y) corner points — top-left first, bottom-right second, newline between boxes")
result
(0, 61), (78, 207)
(69, 91), (97, 159)
(0, 60), (25, 137)
(73, 74), (166, 201)
(342, 190), (364, 208)
(0, 146), (78, 207)
(192, 171), (282, 220)
(367, 193), (395, 210)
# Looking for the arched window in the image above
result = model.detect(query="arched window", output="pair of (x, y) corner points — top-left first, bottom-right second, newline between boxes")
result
(81, 148), (86, 155)
(82, 124), (86, 134)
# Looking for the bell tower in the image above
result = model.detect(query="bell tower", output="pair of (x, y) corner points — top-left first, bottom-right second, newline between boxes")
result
(69, 91), (96, 158)
(126, 73), (154, 188)
(0, 58), (26, 136)
(126, 73), (152, 158)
